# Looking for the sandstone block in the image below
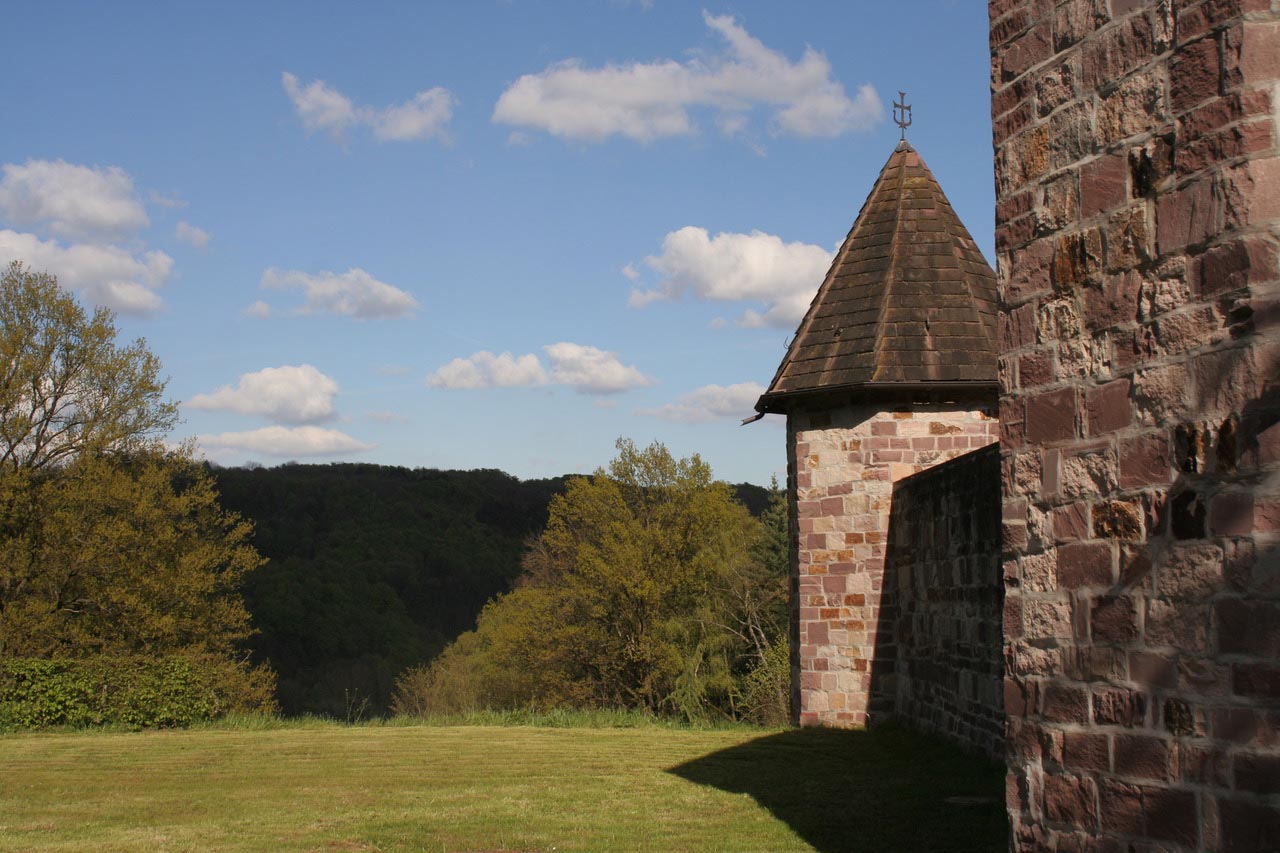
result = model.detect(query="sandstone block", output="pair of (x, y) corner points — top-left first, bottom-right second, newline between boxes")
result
(1027, 387), (1078, 444)
(1081, 154), (1129, 217)
(1170, 36), (1221, 114)
(1119, 432), (1173, 488)
(1057, 541), (1113, 588)
(1093, 686), (1149, 726)
(1043, 681), (1091, 723)
(1044, 773), (1099, 830)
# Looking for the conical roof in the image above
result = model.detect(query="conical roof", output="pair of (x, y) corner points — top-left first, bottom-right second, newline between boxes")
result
(755, 141), (997, 413)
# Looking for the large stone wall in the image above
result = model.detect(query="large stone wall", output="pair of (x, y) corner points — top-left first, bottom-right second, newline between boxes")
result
(990, 0), (1280, 849)
(882, 443), (1005, 759)
(788, 402), (999, 727)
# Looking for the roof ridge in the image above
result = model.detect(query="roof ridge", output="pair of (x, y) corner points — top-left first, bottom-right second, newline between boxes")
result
(869, 145), (908, 383)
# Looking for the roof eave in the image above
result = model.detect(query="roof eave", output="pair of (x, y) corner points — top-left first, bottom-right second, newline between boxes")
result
(754, 379), (999, 415)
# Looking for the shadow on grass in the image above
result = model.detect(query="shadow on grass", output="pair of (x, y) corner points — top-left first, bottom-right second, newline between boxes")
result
(668, 723), (1007, 852)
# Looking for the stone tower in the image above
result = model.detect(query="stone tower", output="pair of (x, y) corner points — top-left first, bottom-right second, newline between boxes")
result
(755, 140), (1002, 727)
(990, 0), (1280, 848)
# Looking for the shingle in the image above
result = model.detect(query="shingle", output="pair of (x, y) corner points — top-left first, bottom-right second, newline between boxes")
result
(757, 141), (998, 410)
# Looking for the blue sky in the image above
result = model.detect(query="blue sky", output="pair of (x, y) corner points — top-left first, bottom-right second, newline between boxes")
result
(1, 1), (993, 485)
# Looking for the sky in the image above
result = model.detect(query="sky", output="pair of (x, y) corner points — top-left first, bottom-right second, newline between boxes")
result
(1, 1), (995, 486)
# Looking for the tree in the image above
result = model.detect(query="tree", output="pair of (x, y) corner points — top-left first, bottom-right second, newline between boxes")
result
(0, 448), (263, 659)
(0, 263), (176, 472)
(393, 439), (783, 720)
(0, 264), (272, 714)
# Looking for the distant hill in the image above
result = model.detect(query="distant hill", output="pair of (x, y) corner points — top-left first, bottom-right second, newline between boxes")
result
(213, 463), (772, 716)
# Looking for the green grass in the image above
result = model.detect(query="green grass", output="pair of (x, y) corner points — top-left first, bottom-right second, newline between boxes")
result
(0, 721), (1007, 852)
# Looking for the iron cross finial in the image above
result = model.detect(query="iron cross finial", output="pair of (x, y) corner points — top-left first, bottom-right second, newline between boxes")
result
(893, 90), (912, 141)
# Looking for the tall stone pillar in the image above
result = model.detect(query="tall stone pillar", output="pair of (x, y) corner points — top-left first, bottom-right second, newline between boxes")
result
(991, 0), (1280, 848)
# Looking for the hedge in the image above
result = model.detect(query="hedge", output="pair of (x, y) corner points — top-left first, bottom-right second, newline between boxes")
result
(0, 654), (276, 731)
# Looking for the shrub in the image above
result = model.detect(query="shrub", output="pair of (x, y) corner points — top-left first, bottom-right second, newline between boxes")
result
(390, 631), (485, 716)
(0, 654), (276, 731)
(738, 639), (791, 726)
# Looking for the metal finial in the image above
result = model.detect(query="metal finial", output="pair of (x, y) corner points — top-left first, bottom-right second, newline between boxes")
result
(893, 90), (912, 141)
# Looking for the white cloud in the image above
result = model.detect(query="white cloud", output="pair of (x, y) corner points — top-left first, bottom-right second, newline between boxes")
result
(0, 160), (149, 241)
(629, 226), (831, 327)
(492, 12), (882, 143)
(427, 343), (652, 395)
(281, 72), (358, 140)
(638, 382), (765, 422)
(198, 425), (375, 458)
(187, 364), (339, 425)
(372, 88), (455, 142)
(282, 72), (454, 144)
(0, 229), (170, 315)
(261, 266), (418, 319)
(175, 221), (211, 250)
(427, 350), (548, 390)
(243, 300), (272, 319)
(544, 342), (653, 394)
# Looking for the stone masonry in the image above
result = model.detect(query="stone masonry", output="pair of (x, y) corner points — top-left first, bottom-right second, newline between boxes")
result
(884, 443), (1006, 759)
(790, 403), (998, 726)
(991, 0), (1280, 848)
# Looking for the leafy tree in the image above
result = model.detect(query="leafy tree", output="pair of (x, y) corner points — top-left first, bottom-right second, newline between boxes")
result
(394, 439), (783, 720)
(0, 263), (176, 472)
(0, 449), (263, 660)
(0, 264), (271, 714)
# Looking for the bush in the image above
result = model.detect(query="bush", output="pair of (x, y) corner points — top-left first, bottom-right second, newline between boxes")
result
(738, 639), (791, 726)
(0, 654), (277, 731)
(390, 631), (485, 716)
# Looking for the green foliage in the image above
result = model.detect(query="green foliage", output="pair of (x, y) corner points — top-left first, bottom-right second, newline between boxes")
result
(0, 655), (276, 731)
(0, 450), (265, 659)
(0, 265), (273, 721)
(213, 464), (572, 716)
(739, 638), (791, 726)
(0, 263), (177, 472)
(393, 439), (789, 721)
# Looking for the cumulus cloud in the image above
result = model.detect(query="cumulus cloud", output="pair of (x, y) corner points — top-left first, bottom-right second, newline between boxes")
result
(427, 343), (652, 395)
(261, 267), (418, 319)
(629, 226), (831, 327)
(187, 364), (339, 425)
(175, 221), (211, 249)
(0, 229), (170, 315)
(493, 12), (882, 143)
(427, 350), (549, 390)
(243, 300), (272, 319)
(198, 426), (375, 458)
(544, 342), (653, 394)
(282, 72), (454, 144)
(638, 382), (765, 422)
(0, 160), (149, 241)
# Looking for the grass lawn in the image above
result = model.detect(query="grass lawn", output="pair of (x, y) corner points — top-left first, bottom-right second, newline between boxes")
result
(0, 720), (1007, 851)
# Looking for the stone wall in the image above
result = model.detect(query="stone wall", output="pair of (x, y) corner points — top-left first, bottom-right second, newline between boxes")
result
(788, 401), (999, 727)
(881, 443), (1005, 759)
(990, 0), (1280, 848)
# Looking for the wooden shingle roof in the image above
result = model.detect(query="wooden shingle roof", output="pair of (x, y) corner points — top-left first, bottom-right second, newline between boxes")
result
(755, 141), (997, 413)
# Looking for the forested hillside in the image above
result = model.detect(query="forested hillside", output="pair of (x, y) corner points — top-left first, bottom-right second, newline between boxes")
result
(213, 463), (770, 716)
